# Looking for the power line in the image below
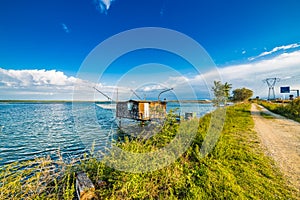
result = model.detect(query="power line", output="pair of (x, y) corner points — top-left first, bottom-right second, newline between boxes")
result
(263, 78), (280, 100)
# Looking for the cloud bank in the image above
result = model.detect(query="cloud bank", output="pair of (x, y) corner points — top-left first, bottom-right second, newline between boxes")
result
(0, 68), (131, 100)
(0, 68), (78, 87)
(249, 43), (300, 61)
(0, 69), (93, 100)
(1, 49), (300, 100)
(162, 50), (300, 99)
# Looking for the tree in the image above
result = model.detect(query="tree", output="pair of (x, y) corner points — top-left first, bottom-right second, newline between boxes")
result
(224, 82), (232, 99)
(212, 81), (232, 107)
(232, 88), (253, 102)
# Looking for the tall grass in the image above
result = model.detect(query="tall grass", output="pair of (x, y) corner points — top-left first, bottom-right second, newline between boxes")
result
(259, 98), (300, 122)
(0, 156), (77, 200)
(0, 103), (297, 199)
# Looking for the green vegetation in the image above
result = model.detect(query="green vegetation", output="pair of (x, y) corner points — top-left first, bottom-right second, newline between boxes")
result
(260, 112), (275, 119)
(259, 98), (300, 122)
(0, 156), (73, 199)
(232, 88), (253, 102)
(212, 81), (232, 106)
(0, 104), (297, 199)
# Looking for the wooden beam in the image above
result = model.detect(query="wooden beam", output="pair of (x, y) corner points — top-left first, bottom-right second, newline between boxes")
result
(76, 172), (96, 200)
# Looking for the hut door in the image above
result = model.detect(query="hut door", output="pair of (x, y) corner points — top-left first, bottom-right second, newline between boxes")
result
(144, 103), (149, 119)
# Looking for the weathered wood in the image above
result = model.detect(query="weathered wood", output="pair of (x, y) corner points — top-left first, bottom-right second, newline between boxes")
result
(76, 172), (96, 200)
(116, 101), (139, 120)
(116, 100), (167, 121)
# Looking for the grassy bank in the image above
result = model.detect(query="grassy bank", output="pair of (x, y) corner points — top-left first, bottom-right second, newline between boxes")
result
(0, 103), (297, 199)
(258, 98), (300, 122)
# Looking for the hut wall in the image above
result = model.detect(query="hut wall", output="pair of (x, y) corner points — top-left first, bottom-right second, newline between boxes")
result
(116, 100), (167, 121)
(149, 102), (167, 119)
(116, 101), (139, 120)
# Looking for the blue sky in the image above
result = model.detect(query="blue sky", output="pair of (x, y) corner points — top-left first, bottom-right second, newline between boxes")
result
(1, 0), (300, 100)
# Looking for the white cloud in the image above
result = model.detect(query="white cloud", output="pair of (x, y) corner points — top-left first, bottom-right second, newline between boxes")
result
(94, 0), (115, 14)
(61, 23), (70, 33)
(193, 50), (300, 98)
(164, 76), (189, 88)
(0, 68), (79, 87)
(242, 50), (246, 54)
(0, 68), (134, 101)
(250, 43), (300, 61)
(156, 50), (300, 99)
(136, 84), (165, 92)
(220, 51), (300, 82)
(0, 68), (94, 100)
(2, 49), (300, 100)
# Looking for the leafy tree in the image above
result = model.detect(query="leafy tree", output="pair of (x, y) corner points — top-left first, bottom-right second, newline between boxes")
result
(224, 82), (232, 99)
(232, 88), (253, 102)
(212, 81), (232, 107)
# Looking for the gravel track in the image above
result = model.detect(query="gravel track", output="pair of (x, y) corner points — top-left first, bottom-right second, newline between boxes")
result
(251, 103), (300, 193)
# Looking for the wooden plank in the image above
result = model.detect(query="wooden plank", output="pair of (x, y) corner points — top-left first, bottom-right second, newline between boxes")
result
(149, 102), (167, 119)
(76, 172), (96, 200)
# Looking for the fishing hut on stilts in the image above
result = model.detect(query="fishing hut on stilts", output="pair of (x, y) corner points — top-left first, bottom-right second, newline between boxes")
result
(94, 87), (173, 127)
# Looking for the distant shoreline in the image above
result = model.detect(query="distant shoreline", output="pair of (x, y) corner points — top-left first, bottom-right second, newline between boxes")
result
(0, 99), (212, 104)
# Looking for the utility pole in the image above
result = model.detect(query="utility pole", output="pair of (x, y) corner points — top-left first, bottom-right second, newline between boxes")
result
(263, 78), (280, 100)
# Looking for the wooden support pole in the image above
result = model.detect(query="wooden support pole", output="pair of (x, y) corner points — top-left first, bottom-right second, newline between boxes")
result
(76, 172), (96, 200)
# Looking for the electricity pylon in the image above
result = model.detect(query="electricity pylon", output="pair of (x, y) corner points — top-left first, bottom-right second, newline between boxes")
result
(263, 78), (280, 100)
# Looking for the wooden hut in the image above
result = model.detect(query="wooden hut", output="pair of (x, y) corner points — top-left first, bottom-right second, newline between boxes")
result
(116, 100), (167, 121)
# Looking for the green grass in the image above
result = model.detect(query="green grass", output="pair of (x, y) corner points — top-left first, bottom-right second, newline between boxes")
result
(0, 103), (298, 199)
(259, 99), (300, 122)
(260, 112), (275, 119)
(0, 156), (73, 200)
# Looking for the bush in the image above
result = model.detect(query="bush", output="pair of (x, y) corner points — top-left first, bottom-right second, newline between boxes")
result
(232, 88), (253, 102)
(259, 98), (300, 122)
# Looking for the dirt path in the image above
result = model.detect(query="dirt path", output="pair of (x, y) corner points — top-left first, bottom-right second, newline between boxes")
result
(251, 103), (300, 193)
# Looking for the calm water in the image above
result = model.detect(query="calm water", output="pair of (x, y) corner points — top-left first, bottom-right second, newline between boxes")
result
(0, 102), (213, 166)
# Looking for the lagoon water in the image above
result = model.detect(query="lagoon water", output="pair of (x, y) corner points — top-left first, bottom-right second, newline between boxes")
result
(0, 102), (214, 166)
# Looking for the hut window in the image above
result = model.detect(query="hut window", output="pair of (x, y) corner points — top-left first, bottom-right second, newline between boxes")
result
(127, 102), (133, 111)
